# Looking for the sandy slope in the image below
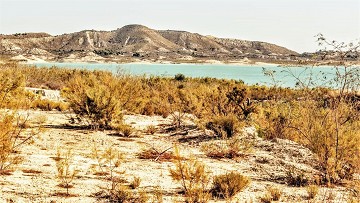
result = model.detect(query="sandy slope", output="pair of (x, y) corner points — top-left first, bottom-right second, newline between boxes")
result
(0, 110), (354, 203)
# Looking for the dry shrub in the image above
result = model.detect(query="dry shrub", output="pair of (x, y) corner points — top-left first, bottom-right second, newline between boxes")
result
(226, 86), (257, 119)
(138, 147), (174, 162)
(286, 167), (309, 187)
(146, 125), (157, 135)
(63, 71), (145, 129)
(257, 99), (360, 184)
(0, 114), (35, 173)
(205, 115), (240, 138)
(306, 185), (319, 199)
(255, 102), (292, 140)
(152, 186), (164, 203)
(62, 72), (124, 129)
(262, 186), (282, 202)
(31, 99), (68, 111)
(201, 137), (252, 159)
(211, 171), (250, 200)
(129, 176), (141, 189)
(108, 185), (149, 203)
(0, 64), (33, 109)
(55, 149), (78, 196)
(22, 169), (42, 174)
(259, 194), (272, 203)
(114, 124), (134, 137)
(169, 146), (210, 203)
(91, 145), (124, 191)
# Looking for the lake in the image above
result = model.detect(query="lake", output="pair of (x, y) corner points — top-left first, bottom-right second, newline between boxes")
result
(32, 62), (340, 88)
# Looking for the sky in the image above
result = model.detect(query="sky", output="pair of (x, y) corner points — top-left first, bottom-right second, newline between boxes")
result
(0, 0), (359, 53)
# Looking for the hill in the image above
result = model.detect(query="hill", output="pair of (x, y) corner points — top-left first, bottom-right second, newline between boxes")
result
(0, 24), (298, 63)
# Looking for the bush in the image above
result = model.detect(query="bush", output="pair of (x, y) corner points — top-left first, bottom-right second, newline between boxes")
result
(31, 99), (68, 111)
(206, 116), (240, 138)
(0, 113), (39, 173)
(145, 125), (157, 135)
(129, 176), (141, 189)
(201, 137), (253, 159)
(306, 185), (319, 200)
(55, 149), (78, 196)
(0, 65), (33, 109)
(108, 185), (149, 203)
(255, 102), (292, 140)
(114, 124), (134, 137)
(169, 147), (210, 203)
(91, 145), (124, 191)
(138, 147), (174, 162)
(0, 115), (24, 172)
(286, 167), (309, 187)
(257, 99), (360, 184)
(62, 72), (123, 129)
(261, 186), (282, 202)
(211, 171), (250, 199)
(174, 73), (186, 81)
(259, 194), (272, 203)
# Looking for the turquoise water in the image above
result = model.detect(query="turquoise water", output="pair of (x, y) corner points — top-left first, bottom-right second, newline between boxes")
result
(32, 62), (339, 87)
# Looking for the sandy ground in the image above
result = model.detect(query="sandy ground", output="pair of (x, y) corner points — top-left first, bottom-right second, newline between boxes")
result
(0, 110), (355, 203)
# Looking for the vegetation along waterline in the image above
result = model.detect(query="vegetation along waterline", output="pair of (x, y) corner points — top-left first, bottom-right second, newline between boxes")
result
(32, 62), (349, 88)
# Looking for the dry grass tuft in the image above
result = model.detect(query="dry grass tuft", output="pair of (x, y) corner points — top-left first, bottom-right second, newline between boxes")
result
(211, 171), (250, 200)
(22, 169), (42, 174)
(306, 185), (319, 200)
(138, 147), (174, 162)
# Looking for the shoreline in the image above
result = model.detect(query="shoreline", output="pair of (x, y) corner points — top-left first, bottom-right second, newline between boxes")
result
(23, 58), (281, 67)
(8, 54), (359, 67)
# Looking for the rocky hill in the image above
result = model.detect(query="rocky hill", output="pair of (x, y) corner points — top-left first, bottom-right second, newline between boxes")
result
(0, 24), (299, 63)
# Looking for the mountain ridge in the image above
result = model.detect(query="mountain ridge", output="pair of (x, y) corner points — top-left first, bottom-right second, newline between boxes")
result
(0, 24), (299, 63)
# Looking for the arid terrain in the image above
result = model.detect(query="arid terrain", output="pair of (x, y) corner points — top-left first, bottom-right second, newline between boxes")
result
(0, 108), (355, 203)
(0, 44), (359, 203)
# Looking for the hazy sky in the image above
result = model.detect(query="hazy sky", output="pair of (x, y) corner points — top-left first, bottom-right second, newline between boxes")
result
(0, 0), (359, 53)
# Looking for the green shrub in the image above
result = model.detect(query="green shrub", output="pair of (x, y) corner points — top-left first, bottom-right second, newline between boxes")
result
(174, 73), (186, 81)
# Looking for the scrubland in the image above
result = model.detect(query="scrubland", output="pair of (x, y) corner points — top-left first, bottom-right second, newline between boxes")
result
(0, 55), (359, 203)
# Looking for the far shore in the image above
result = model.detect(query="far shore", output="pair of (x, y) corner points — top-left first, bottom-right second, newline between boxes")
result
(8, 54), (360, 67)
(21, 57), (282, 67)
